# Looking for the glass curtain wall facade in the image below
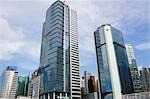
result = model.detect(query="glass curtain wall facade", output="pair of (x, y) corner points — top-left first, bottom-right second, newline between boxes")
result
(94, 24), (133, 99)
(39, 0), (80, 99)
(125, 44), (142, 92)
(16, 76), (29, 96)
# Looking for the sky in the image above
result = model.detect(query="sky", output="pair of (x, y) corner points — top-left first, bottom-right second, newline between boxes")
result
(0, 0), (149, 77)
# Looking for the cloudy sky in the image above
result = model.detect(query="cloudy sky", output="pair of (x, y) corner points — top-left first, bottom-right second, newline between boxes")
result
(0, 0), (149, 76)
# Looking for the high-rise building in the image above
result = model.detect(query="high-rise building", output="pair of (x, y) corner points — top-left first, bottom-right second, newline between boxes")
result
(125, 44), (137, 68)
(16, 75), (30, 96)
(94, 24), (133, 99)
(39, 0), (80, 99)
(125, 44), (142, 92)
(0, 66), (18, 98)
(27, 70), (40, 99)
(28, 70), (40, 99)
(140, 67), (150, 92)
(88, 76), (97, 93)
(27, 80), (33, 98)
(84, 71), (91, 94)
(81, 71), (98, 99)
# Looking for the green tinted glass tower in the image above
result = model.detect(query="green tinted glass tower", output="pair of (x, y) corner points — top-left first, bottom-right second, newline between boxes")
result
(16, 75), (29, 96)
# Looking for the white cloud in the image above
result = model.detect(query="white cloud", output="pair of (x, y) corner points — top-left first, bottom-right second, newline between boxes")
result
(0, 17), (25, 60)
(67, 0), (149, 67)
(0, 17), (40, 70)
(136, 42), (150, 51)
(19, 62), (39, 71)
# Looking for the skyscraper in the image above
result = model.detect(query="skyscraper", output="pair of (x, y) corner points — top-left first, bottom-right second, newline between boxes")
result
(140, 67), (150, 92)
(0, 66), (18, 98)
(16, 75), (30, 96)
(94, 24), (133, 99)
(39, 0), (80, 99)
(125, 44), (142, 92)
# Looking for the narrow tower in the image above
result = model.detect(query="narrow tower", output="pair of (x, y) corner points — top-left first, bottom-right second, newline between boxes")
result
(94, 24), (133, 99)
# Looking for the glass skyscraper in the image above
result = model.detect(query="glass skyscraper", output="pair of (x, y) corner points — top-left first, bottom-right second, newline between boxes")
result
(94, 24), (133, 99)
(125, 44), (142, 92)
(39, 0), (80, 99)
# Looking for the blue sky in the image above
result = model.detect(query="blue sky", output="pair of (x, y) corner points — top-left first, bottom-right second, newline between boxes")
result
(0, 0), (149, 77)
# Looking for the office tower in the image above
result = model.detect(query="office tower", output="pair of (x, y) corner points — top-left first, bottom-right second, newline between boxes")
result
(81, 71), (98, 99)
(24, 75), (29, 96)
(84, 71), (91, 94)
(17, 76), (27, 96)
(27, 80), (33, 97)
(81, 76), (85, 93)
(0, 66), (18, 98)
(88, 76), (97, 93)
(16, 75), (30, 96)
(125, 44), (142, 92)
(81, 76), (85, 88)
(16, 76), (26, 96)
(81, 76), (85, 99)
(31, 70), (40, 99)
(39, 0), (80, 99)
(140, 67), (150, 92)
(125, 44), (137, 68)
(27, 70), (40, 99)
(94, 24), (133, 99)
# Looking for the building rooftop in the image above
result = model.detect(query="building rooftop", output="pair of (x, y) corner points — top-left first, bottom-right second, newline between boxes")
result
(6, 66), (17, 71)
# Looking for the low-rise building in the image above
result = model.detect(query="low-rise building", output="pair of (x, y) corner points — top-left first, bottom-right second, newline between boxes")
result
(17, 96), (32, 99)
(82, 92), (98, 99)
(122, 92), (150, 99)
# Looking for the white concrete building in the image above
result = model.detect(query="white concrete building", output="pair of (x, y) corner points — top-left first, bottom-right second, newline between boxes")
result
(31, 70), (40, 99)
(0, 66), (18, 99)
